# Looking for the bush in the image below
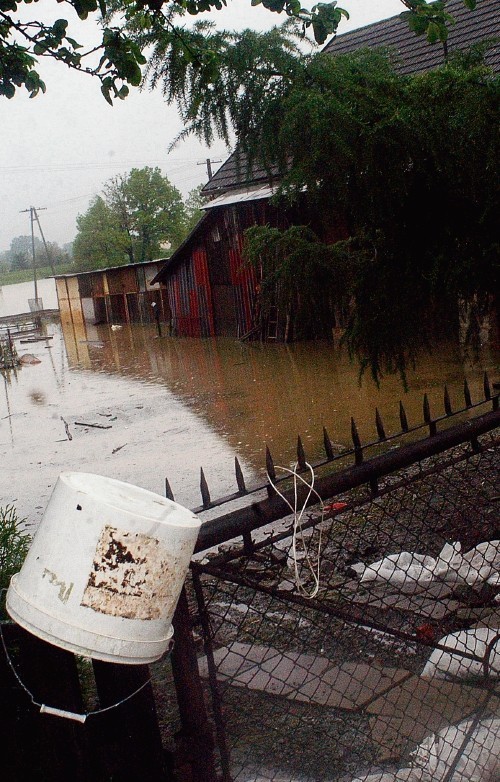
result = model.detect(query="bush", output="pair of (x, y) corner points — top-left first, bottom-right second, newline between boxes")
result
(0, 505), (31, 619)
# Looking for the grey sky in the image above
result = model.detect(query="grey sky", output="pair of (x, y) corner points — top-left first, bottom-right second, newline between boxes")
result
(0, 0), (403, 253)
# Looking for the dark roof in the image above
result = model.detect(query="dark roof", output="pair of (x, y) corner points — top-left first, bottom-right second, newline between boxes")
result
(202, 0), (499, 196)
(323, 0), (499, 74)
(203, 150), (279, 196)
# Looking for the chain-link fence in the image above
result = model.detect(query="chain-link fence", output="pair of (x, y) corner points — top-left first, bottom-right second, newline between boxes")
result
(188, 428), (499, 782)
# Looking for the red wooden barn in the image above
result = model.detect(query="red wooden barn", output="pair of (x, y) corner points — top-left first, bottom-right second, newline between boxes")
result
(152, 0), (499, 340)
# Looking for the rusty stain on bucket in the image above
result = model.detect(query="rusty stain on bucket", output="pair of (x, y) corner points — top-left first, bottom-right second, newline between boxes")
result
(81, 526), (178, 620)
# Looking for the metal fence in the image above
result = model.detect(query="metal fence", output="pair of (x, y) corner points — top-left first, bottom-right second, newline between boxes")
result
(178, 387), (500, 782)
(1, 379), (499, 782)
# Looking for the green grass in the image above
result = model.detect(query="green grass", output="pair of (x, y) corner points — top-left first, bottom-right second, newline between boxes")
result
(0, 506), (31, 619)
(0, 263), (75, 286)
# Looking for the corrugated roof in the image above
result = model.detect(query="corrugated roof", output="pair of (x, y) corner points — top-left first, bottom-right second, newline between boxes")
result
(201, 184), (277, 208)
(202, 0), (499, 196)
(323, 0), (499, 74)
(54, 259), (168, 280)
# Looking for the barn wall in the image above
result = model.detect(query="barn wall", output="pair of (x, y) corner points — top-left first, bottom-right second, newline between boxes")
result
(164, 205), (263, 339)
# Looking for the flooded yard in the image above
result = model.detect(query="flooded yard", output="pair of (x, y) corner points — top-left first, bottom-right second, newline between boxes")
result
(0, 279), (498, 532)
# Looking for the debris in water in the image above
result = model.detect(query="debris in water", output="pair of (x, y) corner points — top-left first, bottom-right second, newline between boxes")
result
(19, 353), (41, 365)
(74, 421), (112, 429)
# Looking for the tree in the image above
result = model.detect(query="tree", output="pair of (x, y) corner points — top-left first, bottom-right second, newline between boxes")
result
(240, 49), (499, 379)
(184, 184), (207, 232)
(73, 195), (129, 270)
(104, 167), (186, 261)
(0, 0), (476, 102)
(72, 168), (187, 269)
(7, 234), (43, 269)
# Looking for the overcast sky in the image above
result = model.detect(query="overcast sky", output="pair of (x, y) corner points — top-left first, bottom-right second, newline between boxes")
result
(0, 0), (403, 253)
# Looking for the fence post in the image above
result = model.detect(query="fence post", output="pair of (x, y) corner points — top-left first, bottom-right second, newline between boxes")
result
(92, 659), (169, 781)
(171, 586), (218, 782)
(12, 628), (92, 781)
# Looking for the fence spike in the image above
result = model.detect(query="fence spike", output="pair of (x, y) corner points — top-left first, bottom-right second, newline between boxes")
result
(375, 408), (386, 441)
(200, 467), (211, 509)
(323, 426), (334, 460)
(423, 393), (432, 423)
(235, 456), (247, 493)
(464, 378), (472, 408)
(351, 417), (363, 464)
(164, 477), (175, 501)
(265, 445), (277, 496)
(423, 394), (437, 436)
(444, 385), (453, 417)
(484, 371), (491, 401)
(265, 445), (276, 482)
(297, 435), (307, 471)
(399, 401), (409, 432)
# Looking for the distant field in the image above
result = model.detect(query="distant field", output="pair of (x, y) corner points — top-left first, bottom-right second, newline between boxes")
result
(0, 263), (75, 286)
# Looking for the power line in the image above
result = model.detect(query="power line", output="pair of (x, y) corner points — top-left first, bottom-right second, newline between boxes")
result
(197, 158), (222, 180)
(0, 155), (222, 175)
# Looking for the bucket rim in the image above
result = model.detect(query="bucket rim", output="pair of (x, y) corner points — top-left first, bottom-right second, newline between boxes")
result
(58, 471), (201, 527)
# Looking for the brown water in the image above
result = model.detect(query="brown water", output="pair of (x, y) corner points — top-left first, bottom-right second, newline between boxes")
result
(1, 312), (498, 531)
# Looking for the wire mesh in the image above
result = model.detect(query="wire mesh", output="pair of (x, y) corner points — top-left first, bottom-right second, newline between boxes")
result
(191, 430), (500, 782)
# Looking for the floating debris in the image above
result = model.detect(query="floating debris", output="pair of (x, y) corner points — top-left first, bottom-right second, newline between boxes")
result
(0, 332), (20, 369)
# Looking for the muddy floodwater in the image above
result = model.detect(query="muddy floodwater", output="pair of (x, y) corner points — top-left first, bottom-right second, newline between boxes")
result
(1, 280), (498, 531)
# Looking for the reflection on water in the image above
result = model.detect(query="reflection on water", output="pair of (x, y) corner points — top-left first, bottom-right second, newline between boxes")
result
(63, 317), (499, 470)
(1, 314), (498, 529)
(0, 278), (58, 317)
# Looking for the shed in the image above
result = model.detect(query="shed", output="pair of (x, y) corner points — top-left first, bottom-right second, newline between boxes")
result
(55, 260), (169, 328)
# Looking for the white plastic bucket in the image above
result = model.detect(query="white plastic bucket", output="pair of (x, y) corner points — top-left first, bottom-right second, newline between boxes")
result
(6, 472), (201, 664)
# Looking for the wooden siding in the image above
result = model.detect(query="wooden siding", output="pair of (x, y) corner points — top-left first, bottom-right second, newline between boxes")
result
(55, 262), (166, 327)
(165, 229), (258, 339)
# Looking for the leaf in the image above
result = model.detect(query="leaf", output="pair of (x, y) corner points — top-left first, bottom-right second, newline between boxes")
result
(426, 21), (446, 43)
(52, 19), (68, 35)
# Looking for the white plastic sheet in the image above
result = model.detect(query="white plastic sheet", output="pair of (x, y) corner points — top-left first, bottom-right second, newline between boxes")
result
(353, 540), (500, 592)
(353, 717), (500, 782)
(420, 627), (500, 680)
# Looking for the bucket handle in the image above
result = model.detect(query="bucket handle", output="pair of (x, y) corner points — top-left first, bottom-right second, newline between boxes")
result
(0, 610), (172, 723)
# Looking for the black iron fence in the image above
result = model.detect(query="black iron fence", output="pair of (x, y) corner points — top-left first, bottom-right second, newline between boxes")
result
(189, 424), (499, 781)
(1, 377), (499, 781)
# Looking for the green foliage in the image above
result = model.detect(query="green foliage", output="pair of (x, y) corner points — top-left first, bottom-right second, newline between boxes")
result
(244, 224), (355, 340)
(0, 1), (477, 101)
(0, 505), (30, 619)
(0, 261), (75, 285)
(184, 183), (207, 232)
(3, 235), (70, 272)
(73, 195), (131, 270)
(242, 50), (499, 379)
(73, 167), (187, 269)
(105, 166), (186, 259)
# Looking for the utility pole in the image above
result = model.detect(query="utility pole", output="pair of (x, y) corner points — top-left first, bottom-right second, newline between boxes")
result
(197, 158), (221, 181)
(33, 207), (56, 276)
(20, 206), (46, 307)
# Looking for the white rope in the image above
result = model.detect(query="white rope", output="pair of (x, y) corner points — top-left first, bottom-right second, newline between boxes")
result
(266, 461), (324, 599)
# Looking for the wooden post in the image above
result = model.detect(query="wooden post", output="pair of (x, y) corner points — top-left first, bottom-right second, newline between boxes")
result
(170, 587), (218, 782)
(92, 659), (169, 781)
